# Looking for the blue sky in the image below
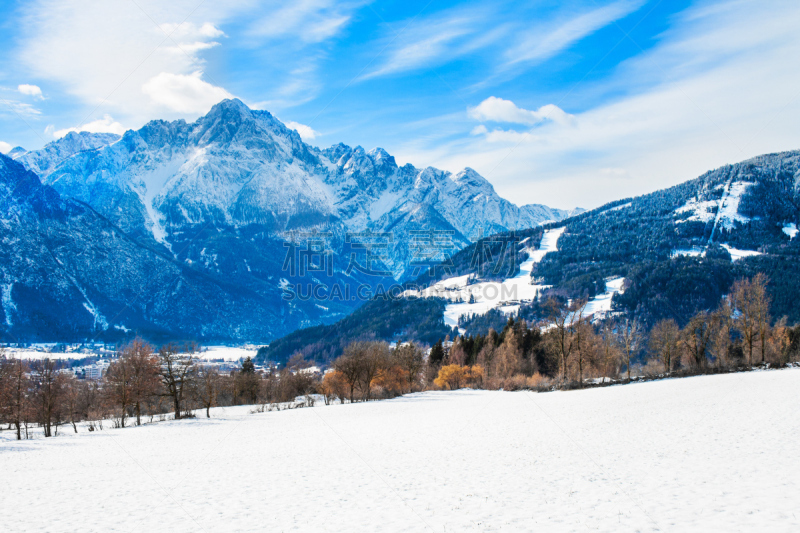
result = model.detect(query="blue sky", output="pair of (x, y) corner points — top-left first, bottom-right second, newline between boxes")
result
(1, 0), (799, 208)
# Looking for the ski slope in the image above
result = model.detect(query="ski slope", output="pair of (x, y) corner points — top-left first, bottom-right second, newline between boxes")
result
(582, 277), (625, 319)
(406, 227), (566, 329)
(4, 369), (800, 532)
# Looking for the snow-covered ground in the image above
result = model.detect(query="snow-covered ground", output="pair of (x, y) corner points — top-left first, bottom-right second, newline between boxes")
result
(671, 244), (762, 262)
(582, 277), (625, 319)
(671, 247), (705, 258)
(675, 181), (752, 230)
(3, 368), (799, 532)
(1, 345), (114, 361)
(2, 344), (261, 362)
(406, 227), (566, 329)
(714, 181), (753, 230)
(721, 243), (762, 261)
(783, 223), (798, 240)
(195, 345), (261, 361)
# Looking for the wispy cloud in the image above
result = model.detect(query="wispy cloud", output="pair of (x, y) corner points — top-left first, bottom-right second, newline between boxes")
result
(245, 0), (362, 43)
(361, 12), (480, 80)
(0, 99), (41, 118)
(502, 0), (647, 68)
(361, 1), (644, 82)
(397, 0), (800, 208)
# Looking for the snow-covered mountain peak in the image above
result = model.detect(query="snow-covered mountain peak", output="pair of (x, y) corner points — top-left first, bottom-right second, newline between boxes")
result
(16, 98), (573, 278)
(8, 146), (27, 159)
(19, 131), (121, 178)
(452, 167), (495, 191)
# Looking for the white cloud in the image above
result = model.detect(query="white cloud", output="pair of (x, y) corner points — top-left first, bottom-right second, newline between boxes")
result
(468, 97), (574, 126)
(142, 72), (233, 114)
(246, 0), (355, 43)
(15, 0), (361, 130)
(503, 0), (646, 67)
(396, 0), (800, 209)
(250, 65), (321, 110)
(362, 1), (645, 82)
(362, 19), (475, 80)
(0, 100), (41, 117)
(0, 141), (12, 154)
(283, 120), (319, 141)
(17, 84), (43, 98)
(53, 115), (127, 138)
(17, 1), (239, 127)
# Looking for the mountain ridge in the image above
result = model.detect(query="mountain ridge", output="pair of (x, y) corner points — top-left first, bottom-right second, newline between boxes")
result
(1, 99), (575, 342)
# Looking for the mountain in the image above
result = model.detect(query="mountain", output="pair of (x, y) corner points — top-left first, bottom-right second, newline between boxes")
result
(0, 154), (305, 342)
(18, 99), (574, 278)
(7, 146), (28, 160)
(257, 150), (800, 364)
(2, 99), (572, 342)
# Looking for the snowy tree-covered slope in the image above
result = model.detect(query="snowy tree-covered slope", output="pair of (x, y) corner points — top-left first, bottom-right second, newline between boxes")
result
(3, 368), (799, 532)
(263, 149), (800, 358)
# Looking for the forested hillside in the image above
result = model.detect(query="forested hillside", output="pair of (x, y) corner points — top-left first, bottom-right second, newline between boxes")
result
(259, 150), (800, 364)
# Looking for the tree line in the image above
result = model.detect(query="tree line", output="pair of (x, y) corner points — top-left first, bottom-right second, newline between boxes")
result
(4, 274), (798, 440)
(0, 341), (317, 440)
(323, 273), (800, 397)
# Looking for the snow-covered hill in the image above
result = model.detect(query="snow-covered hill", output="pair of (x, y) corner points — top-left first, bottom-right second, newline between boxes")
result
(3, 368), (799, 532)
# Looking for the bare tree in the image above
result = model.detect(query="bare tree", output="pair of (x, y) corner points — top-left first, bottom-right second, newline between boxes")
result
(105, 355), (133, 428)
(730, 274), (772, 365)
(196, 367), (221, 417)
(710, 301), (735, 368)
(682, 311), (713, 370)
(121, 339), (161, 426)
(598, 322), (622, 380)
(618, 317), (642, 381)
(31, 359), (63, 437)
(393, 343), (425, 393)
(61, 375), (82, 433)
(360, 342), (389, 401)
(158, 343), (197, 419)
(0, 356), (30, 440)
(334, 342), (366, 403)
(573, 321), (600, 386)
(545, 298), (587, 382)
(649, 319), (681, 374)
(495, 327), (522, 379)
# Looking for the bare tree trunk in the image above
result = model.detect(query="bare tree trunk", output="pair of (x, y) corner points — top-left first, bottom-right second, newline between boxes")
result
(136, 401), (142, 426)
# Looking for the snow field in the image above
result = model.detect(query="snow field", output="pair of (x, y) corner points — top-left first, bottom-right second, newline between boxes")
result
(2, 368), (800, 532)
(582, 277), (625, 318)
(408, 227), (566, 329)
